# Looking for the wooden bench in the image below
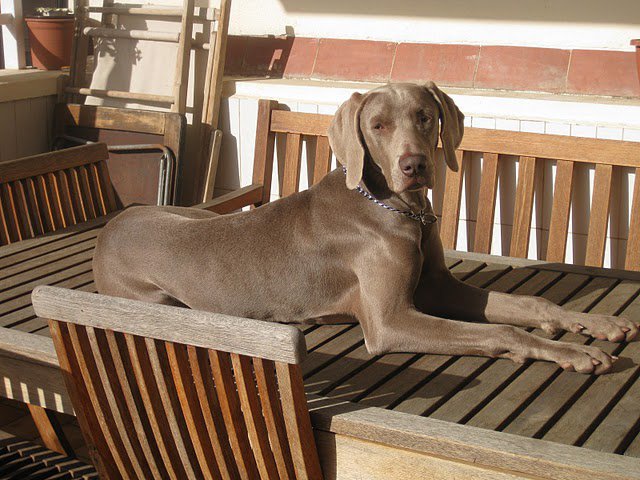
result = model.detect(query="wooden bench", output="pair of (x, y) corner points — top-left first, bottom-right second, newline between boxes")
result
(1, 99), (640, 479)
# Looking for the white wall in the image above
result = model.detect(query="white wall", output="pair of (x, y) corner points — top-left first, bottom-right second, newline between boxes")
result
(230, 0), (640, 51)
(216, 80), (640, 269)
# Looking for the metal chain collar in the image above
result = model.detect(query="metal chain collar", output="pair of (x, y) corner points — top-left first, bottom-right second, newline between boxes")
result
(342, 167), (437, 225)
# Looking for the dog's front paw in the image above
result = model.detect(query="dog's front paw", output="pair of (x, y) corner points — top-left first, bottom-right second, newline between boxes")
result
(567, 314), (638, 343)
(553, 343), (615, 375)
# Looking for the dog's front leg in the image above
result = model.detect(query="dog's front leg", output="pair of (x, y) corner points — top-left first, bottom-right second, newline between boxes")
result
(416, 271), (639, 343)
(361, 308), (615, 374)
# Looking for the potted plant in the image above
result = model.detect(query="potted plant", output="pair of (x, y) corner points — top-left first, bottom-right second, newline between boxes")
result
(25, 4), (74, 70)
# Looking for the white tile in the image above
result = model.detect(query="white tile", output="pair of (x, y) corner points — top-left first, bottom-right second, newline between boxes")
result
(571, 124), (597, 138)
(520, 120), (545, 133)
(596, 126), (623, 140)
(623, 128), (640, 142)
(471, 117), (496, 129)
(495, 118), (520, 131)
(545, 122), (571, 136)
(464, 116), (473, 128)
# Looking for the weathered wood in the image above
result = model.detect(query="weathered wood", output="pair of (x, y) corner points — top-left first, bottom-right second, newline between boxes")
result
(546, 160), (574, 263)
(253, 100), (278, 206)
(313, 136), (333, 185)
(83, 27), (180, 42)
(585, 163), (613, 267)
(440, 150), (465, 249)
(199, 184), (264, 214)
(65, 87), (174, 104)
(56, 104), (166, 136)
(282, 133), (303, 197)
(625, 167), (640, 271)
(510, 156), (536, 258)
(473, 153), (499, 254)
(32, 286), (306, 364)
(171, 0), (195, 113)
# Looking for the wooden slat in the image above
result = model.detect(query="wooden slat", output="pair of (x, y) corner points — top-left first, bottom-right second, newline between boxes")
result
(34, 175), (56, 232)
(66, 169), (88, 223)
(460, 127), (640, 168)
(439, 150), (465, 249)
(253, 100), (278, 205)
(77, 166), (97, 220)
(254, 357), (296, 480)
(0, 183), (22, 243)
(171, 0), (195, 113)
(96, 162), (118, 213)
(473, 153), (499, 254)
(0, 198), (11, 245)
(585, 163), (613, 267)
(32, 286), (307, 364)
(58, 104), (166, 135)
(103, 330), (168, 479)
(125, 334), (187, 479)
(282, 133), (303, 197)
(231, 353), (279, 479)
(23, 178), (45, 237)
(0, 144), (109, 183)
(45, 172), (67, 230)
(276, 362), (323, 480)
(199, 184), (263, 214)
(187, 346), (238, 479)
(10, 181), (34, 240)
(166, 342), (221, 479)
(270, 110), (333, 137)
(55, 171), (78, 226)
(510, 156), (537, 258)
(546, 160), (574, 263)
(312, 136), (332, 185)
(209, 350), (260, 479)
(625, 167), (640, 270)
(48, 320), (118, 478)
(67, 324), (139, 478)
(65, 87), (174, 104)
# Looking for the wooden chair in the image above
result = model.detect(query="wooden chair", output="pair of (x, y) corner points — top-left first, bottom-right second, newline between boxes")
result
(54, 103), (186, 206)
(0, 143), (118, 246)
(201, 99), (640, 271)
(32, 285), (323, 480)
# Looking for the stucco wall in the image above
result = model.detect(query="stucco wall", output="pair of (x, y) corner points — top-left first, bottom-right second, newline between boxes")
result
(229, 0), (640, 51)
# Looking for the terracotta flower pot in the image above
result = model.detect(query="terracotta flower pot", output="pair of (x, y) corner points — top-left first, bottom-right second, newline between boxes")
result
(25, 16), (74, 70)
(632, 40), (640, 88)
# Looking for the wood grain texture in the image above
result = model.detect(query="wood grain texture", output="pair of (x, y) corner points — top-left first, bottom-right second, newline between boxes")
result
(198, 184), (263, 213)
(56, 103), (166, 135)
(473, 152), (499, 254)
(253, 100), (278, 206)
(440, 150), (465, 249)
(585, 163), (613, 267)
(510, 156), (537, 258)
(625, 166), (640, 271)
(546, 159), (574, 263)
(313, 136), (332, 185)
(282, 133), (303, 198)
(32, 286), (307, 364)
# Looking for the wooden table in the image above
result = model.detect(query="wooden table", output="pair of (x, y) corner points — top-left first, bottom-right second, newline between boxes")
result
(1, 216), (640, 479)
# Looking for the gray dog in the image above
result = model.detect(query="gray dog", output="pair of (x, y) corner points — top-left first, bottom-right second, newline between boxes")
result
(93, 82), (638, 374)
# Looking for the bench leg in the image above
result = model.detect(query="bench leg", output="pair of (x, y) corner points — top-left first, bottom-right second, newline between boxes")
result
(27, 404), (74, 456)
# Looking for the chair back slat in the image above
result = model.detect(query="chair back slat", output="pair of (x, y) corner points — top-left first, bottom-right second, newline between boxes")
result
(626, 167), (640, 271)
(209, 349), (261, 478)
(231, 353), (281, 479)
(474, 152), (500, 254)
(546, 160), (575, 263)
(33, 286), (323, 480)
(282, 133), (303, 197)
(585, 163), (613, 267)
(187, 345), (239, 479)
(439, 151), (465, 249)
(167, 342), (223, 478)
(313, 137), (333, 186)
(510, 156), (537, 258)
(0, 144), (118, 246)
(254, 357), (297, 480)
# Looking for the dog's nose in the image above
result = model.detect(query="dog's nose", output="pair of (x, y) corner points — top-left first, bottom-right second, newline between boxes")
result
(399, 154), (427, 177)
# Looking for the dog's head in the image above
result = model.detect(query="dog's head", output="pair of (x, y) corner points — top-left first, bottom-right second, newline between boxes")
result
(328, 82), (464, 193)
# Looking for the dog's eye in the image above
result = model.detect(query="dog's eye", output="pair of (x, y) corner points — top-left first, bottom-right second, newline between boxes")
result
(418, 111), (432, 124)
(373, 123), (384, 130)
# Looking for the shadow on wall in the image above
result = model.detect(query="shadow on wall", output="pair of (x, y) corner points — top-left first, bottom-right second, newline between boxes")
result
(278, 0), (640, 24)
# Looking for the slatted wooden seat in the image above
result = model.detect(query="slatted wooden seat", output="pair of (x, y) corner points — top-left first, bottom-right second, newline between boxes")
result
(0, 143), (118, 246)
(32, 285), (323, 480)
(202, 99), (640, 271)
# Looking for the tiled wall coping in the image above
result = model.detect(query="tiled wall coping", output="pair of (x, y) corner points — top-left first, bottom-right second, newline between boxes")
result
(224, 36), (640, 99)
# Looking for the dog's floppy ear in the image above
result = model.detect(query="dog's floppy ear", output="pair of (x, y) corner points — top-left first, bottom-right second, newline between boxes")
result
(425, 82), (464, 172)
(328, 92), (367, 189)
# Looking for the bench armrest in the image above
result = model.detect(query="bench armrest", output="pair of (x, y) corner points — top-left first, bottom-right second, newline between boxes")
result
(196, 184), (264, 214)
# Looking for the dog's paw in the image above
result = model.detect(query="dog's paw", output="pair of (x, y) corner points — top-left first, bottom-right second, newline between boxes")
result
(567, 314), (638, 343)
(554, 343), (615, 375)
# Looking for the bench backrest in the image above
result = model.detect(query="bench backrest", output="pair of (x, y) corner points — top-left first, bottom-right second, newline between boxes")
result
(0, 143), (118, 246)
(32, 286), (322, 480)
(247, 99), (640, 270)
